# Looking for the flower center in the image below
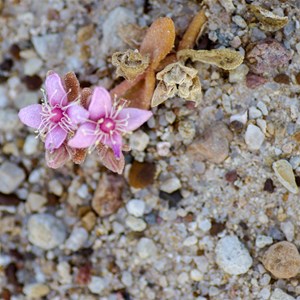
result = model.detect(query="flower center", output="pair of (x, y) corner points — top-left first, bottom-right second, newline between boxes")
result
(100, 118), (116, 133)
(50, 107), (64, 123)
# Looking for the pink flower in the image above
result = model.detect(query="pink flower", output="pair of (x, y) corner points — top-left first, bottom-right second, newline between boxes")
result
(18, 72), (89, 151)
(68, 87), (153, 159)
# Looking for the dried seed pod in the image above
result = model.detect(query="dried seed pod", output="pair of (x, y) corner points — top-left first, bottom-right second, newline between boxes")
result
(262, 241), (300, 279)
(272, 159), (298, 194)
(249, 5), (288, 32)
(151, 62), (202, 107)
(112, 49), (150, 81)
(64, 72), (80, 102)
(177, 49), (244, 70)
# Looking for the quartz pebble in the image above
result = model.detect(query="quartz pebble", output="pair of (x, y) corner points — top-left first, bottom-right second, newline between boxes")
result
(216, 235), (253, 275)
(88, 276), (106, 294)
(121, 271), (133, 287)
(273, 160), (298, 194)
(271, 288), (295, 300)
(129, 130), (149, 151)
(27, 213), (67, 250)
(65, 227), (88, 251)
(32, 34), (62, 61)
(137, 237), (157, 258)
(245, 124), (265, 150)
(23, 135), (39, 155)
(23, 283), (50, 298)
(262, 241), (300, 279)
(280, 221), (294, 242)
(160, 177), (182, 193)
(190, 269), (203, 281)
(249, 106), (262, 119)
(126, 199), (145, 217)
(125, 216), (147, 232)
(24, 57), (43, 75)
(255, 235), (273, 248)
(0, 162), (25, 194)
(27, 193), (47, 212)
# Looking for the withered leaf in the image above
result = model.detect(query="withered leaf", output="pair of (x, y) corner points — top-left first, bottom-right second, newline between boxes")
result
(112, 49), (150, 81)
(177, 49), (244, 70)
(118, 24), (147, 48)
(249, 5), (288, 32)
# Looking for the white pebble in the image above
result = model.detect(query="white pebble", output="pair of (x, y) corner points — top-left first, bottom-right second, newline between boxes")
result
(137, 237), (157, 258)
(216, 235), (253, 275)
(23, 283), (50, 298)
(177, 272), (189, 285)
(280, 221), (295, 242)
(183, 236), (198, 246)
(88, 276), (106, 294)
(157, 142), (171, 156)
(28, 213), (67, 250)
(255, 235), (273, 248)
(0, 162), (25, 194)
(190, 269), (203, 281)
(249, 106), (262, 119)
(198, 218), (212, 232)
(257, 101), (268, 115)
(48, 179), (64, 196)
(230, 110), (248, 125)
(57, 261), (72, 284)
(126, 199), (145, 217)
(245, 124), (265, 150)
(129, 130), (149, 151)
(125, 216), (147, 232)
(271, 288), (295, 300)
(65, 227), (88, 251)
(27, 193), (47, 212)
(160, 177), (182, 193)
(24, 57), (43, 75)
(121, 271), (133, 287)
(23, 135), (39, 155)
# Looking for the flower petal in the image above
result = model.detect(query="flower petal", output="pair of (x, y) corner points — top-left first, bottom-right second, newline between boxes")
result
(68, 123), (97, 148)
(45, 73), (68, 106)
(45, 144), (71, 169)
(118, 108), (153, 131)
(45, 126), (68, 150)
(18, 104), (43, 129)
(67, 105), (89, 124)
(89, 87), (112, 121)
(104, 132), (123, 159)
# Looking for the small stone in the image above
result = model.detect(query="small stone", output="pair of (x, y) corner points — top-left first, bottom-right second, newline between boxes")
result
(128, 161), (156, 189)
(272, 159), (298, 194)
(23, 283), (50, 298)
(216, 235), (253, 275)
(65, 227), (88, 251)
(57, 261), (72, 284)
(264, 178), (275, 193)
(229, 64), (249, 83)
(77, 24), (94, 43)
(32, 34), (62, 61)
(187, 122), (233, 163)
(271, 288), (295, 300)
(178, 120), (196, 142)
(27, 213), (67, 250)
(262, 241), (300, 279)
(255, 235), (273, 248)
(246, 73), (267, 89)
(245, 124), (265, 150)
(190, 269), (203, 281)
(129, 130), (149, 151)
(280, 221), (294, 242)
(183, 236), (198, 246)
(48, 179), (63, 196)
(88, 276), (106, 294)
(0, 162), (25, 194)
(249, 106), (262, 119)
(0, 109), (22, 132)
(126, 199), (145, 217)
(23, 135), (39, 155)
(22, 75), (43, 91)
(24, 57), (43, 76)
(257, 101), (268, 115)
(157, 142), (171, 156)
(198, 219), (212, 232)
(27, 193), (47, 212)
(225, 170), (238, 183)
(177, 272), (189, 285)
(121, 271), (133, 287)
(81, 211), (97, 232)
(274, 73), (290, 85)
(230, 111), (248, 125)
(160, 177), (181, 193)
(125, 216), (146, 232)
(137, 237), (157, 258)
(92, 173), (124, 217)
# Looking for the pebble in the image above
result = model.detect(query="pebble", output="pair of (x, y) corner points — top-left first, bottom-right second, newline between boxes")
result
(190, 269), (203, 281)
(129, 130), (149, 151)
(0, 162), (25, 194)
(27, 213), (67, 250)
(24, 57), (43, 75)
(137, 237), (157, 258)
(273, 160), (298, 194)
(32, 34), (62, 61)
(230, 111), (248, 125)
(27, 193), (47, 212)
(57, 261), (72, 284)
(0, 109), (22, 132)
(280, 221), (294, 242)
(88, 276), (106, 294)
(232, 15), (247, 28)
(48, 179), (64, 196)
(81, 211), (97, 232)
(198, 219), (212, 232)
(262, 241), (300, 279)
(100, 7), (135, 55)
(216, 235), (253, 275)
(255, 235), (273, 248)
(257, 101), (268, 116)
(160, 177), (182, 193)
(157, 141), (171, 156)
(245, 124), (265, 150)
(187, 122), (233, 163)
(271, 288), (296, 300)
(249, 106), (262, 119)
(121, 271), (133, 287)
(65, 227), (88, 251)
(229, 64), (249, 83)
(23, 283), (50, 298)
(126, 199), (145, 217)
(183, 236), (198, 246)
(125, 216), (147, 232)
(23, 135), (39, 155)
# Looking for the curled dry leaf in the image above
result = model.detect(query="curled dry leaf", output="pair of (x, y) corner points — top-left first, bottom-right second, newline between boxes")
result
(177, 49), (244, 70)
(45, 144), (71, 169)
(152, 62), (202, 107)
(110, 17), (176, 109)
(112, 49), (150, 81)
(249, 5), (288, 32)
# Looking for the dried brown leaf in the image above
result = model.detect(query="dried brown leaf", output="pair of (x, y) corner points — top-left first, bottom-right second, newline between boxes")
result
(72, 148), (87, 165)
(64, 72), (80, 102)
(178, 10), (207, 51)
(112, 49), (150, 81)
(177, 49), (244, 70)
(249, 5), (288, 32)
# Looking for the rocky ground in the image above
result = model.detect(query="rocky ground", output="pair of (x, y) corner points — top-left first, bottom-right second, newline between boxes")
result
(1, 0), (300, 299)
